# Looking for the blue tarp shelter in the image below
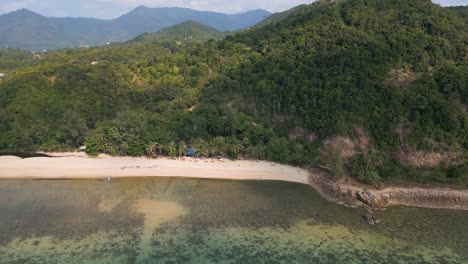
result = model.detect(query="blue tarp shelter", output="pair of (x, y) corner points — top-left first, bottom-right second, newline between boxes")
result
(187, 149), (196, 156)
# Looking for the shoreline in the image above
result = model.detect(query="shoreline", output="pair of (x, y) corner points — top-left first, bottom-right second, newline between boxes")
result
(307, 168), (468, 211)
(0, 153), (467, 211)
(0, 154), (310, 184)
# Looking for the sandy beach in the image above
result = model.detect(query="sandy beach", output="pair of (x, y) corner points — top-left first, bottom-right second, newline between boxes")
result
(0, 154), (309, 184)
(0, 153), (467, 210)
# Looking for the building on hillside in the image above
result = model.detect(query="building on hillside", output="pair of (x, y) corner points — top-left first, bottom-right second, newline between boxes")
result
(0, 73), (5, 78)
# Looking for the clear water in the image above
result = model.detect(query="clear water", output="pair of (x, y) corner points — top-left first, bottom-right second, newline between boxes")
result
(0, 178), (467, 264)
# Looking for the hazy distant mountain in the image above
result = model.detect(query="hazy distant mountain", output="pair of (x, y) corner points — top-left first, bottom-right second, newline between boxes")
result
(0, 7), (270, 50)
(115, 6), (270, 33)
(129, 21), (227, 44)
(0, 9), (117, 50)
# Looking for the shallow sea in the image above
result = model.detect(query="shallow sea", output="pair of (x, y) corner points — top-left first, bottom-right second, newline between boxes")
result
(0, 178), (467, 263)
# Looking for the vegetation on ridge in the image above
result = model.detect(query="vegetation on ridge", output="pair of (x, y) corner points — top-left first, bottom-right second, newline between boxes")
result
(0, 49), (38, 73)
(128, 21), (227, 44)
(447, 6), (468, 21)
(0, 0), (466, 186)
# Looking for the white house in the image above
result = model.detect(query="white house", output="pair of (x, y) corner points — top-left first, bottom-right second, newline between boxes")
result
(0, 73), (5, 78)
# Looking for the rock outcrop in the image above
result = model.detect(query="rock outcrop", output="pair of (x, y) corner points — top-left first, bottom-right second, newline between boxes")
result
(363, 214), (380, 225)
(356, 191), (390, 210)
(307, 168), (468, 211)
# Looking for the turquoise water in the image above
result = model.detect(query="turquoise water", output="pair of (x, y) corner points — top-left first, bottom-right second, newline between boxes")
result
(0, 178), (467, 264)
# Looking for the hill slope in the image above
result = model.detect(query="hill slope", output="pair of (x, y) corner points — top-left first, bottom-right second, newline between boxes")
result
(447, 6), (468, 21)
(0, 48), (38, 73)
(223, 0), (467, 183)
(0, 7), (270, 50)
(129, 21), (227, 44)
(254, 4), (309, 27)
(0, 0), (466, 186)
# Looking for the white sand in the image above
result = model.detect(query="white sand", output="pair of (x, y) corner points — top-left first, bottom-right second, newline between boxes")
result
(0, 154), (310, 184)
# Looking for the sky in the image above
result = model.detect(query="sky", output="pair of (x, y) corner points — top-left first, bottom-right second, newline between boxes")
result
(0, 0), (466, 19)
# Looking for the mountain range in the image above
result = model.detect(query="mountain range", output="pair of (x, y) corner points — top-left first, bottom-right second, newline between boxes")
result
(0, 7), (270, 50)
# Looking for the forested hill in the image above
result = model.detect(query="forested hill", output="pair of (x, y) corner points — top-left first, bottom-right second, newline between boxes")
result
(128, 21), (227, 44)
(0, 0), (466, 186)
(254, 4), (309, 27)
(0, 49), (38, 73)
(0, 7), (270, 50)
(447, 6), (468, 21)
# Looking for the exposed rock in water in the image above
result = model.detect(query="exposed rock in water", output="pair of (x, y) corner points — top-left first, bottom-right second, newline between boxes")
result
(363, 214), (380, 226)
(363, 205), (373, 213)
(356, 191), (390, 209)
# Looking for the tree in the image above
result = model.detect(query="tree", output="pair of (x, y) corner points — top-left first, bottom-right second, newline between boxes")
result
(166, 141), (178, 158)
(147, 142), (163, 156)
(321, 145), (345, 179)
(226, 137), (243, 159)
(211, 137), (227, 157)
(177, 140), (186, 158)
(192, 138), (209, 157)
(246, 144), (266, 160)
(349, 151), (382, 185)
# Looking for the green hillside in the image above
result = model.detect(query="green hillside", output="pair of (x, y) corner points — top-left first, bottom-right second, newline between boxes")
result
(0, 49), (38, 73)
(447, 6), (468, 21)
(0, 0), (466, 186)
(129, 21), (227, 44)
(254, 4), (309, 27)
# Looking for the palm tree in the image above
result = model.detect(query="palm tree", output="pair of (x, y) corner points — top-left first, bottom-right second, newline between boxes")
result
(192, 138), (208, 158)
(227, 138), (243, 158)
(146, 143), (155, 156)
(206, 141), (216, 158)
(166, 141), (177, 158)
(146, 142), (162, 156)
(177, 141), (186, 158)
(241, 137), (250, 148)
(247, 144), (266, 160)
(211, 137), (226, 158)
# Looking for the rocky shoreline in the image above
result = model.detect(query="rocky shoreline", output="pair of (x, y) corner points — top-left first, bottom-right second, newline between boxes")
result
(307, 168), (468, 211)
